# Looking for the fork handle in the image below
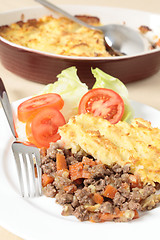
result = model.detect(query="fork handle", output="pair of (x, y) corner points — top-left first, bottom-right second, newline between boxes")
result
(0, 78), (17, 138)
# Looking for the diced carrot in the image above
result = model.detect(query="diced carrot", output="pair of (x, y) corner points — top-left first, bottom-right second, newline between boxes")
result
(42, 173), (54, 187)
(90, 213), (102, 223)
(89, 215), (96, 223)
(93, 193), (104, 204)
(102, 185), (117, 199)
(69, 162), (83, 181)
(129, 174), (143, 188)
(63, 184), (77, 193)
(99, 213), (116, 221)
(82, 156), (96, 166)
(114, 207), (121, 215)
(56, 153), (67, 171)
(133, 210), (139, 219)
(40, 147), (47, 157)
(69, 162), (91, 181)
(99, 207), (123, 222)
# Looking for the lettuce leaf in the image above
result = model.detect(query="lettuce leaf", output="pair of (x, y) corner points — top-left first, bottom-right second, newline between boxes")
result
(40, 66), (133, 123)
(92, 68), (134, 123)
(40, 66), (88, 121)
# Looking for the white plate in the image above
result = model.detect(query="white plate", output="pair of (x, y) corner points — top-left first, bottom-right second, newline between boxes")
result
(0, 99), (160, 240)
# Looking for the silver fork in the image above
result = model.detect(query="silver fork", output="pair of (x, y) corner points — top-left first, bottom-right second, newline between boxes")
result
(0, 78), (42, 197)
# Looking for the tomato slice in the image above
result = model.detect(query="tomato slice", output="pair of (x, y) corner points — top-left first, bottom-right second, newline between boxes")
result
(18, 93), (64, 122)
(26, 107), (66, 148)
(78, 88), (124, 124)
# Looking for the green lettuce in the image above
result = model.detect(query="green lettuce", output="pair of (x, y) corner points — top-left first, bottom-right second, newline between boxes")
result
(40, 66), (88, 121)
(92, 68), (134, 123)
(40, 66), (133, 123)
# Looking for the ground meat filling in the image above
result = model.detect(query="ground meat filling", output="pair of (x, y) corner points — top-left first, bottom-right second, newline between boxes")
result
(40, 142), (160, 222)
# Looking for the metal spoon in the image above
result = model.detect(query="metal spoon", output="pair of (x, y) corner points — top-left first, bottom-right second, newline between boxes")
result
(35, 0), (145, 56)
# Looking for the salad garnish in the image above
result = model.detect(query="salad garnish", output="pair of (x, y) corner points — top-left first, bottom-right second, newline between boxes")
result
(17, 66), (133, 147)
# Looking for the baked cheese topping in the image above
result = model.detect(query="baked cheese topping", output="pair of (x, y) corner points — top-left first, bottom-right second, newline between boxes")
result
(59, 114), (160, 185)
(0, 15), (111, 57)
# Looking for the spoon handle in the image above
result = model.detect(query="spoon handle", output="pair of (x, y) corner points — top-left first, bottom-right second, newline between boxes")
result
(35, 0), (98, 30)
(0, 78), (17, 138)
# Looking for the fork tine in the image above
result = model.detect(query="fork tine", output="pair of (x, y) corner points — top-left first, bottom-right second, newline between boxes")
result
(34, 151), (42, 196)
(12, 150), (25, 197)
(28, 153), (36, 197)
(22, 153), (31, 197)
(12, 142), (42, 198)
(36, 162), (42, 196)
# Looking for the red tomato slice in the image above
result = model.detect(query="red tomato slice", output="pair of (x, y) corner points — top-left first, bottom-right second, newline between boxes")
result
(18, 93), (64, 122)
(26, 107), (66, 148)
(78, 88), (124, 124)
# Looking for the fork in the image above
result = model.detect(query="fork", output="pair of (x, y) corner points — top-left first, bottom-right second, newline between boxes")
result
(0, 78), (42, 197)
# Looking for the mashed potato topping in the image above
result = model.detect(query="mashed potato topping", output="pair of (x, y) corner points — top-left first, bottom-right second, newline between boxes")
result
(59, 114), (160, 185)
(0, 15), (111, 57)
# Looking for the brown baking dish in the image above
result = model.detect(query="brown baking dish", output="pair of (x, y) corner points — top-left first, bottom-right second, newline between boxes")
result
(0, 5), (160, 88)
